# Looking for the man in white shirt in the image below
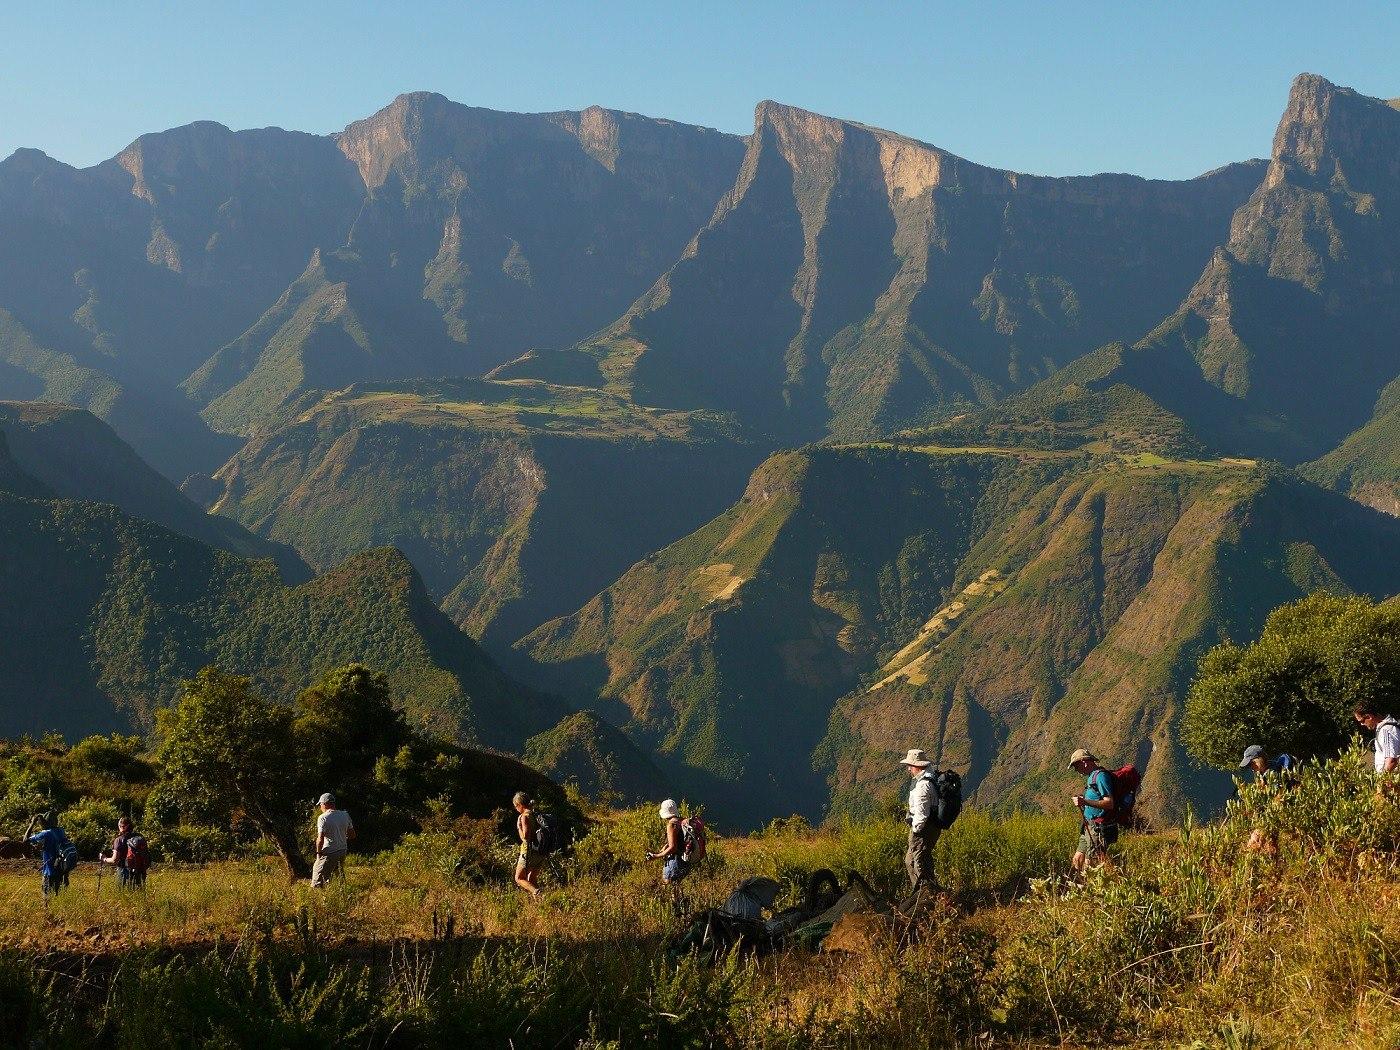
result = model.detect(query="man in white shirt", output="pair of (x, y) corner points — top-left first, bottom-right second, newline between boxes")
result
(1354, 703), (1400, 775)
(311, 792), (355, 888)
(901, 748), (939, 892)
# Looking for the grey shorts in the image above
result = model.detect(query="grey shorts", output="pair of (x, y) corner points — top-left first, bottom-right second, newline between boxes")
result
(1078, 822), (1118, 857)
(311, 849), (346, 887)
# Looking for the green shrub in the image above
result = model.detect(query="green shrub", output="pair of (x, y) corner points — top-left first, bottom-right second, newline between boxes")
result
(153, 824), (236, 864)
(58, 797), (121, 858)
(935, 809), (1077, 899)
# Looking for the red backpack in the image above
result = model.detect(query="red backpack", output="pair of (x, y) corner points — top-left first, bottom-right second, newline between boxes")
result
(1104, 765), (1142, 830)
(125, 834), (150, 874)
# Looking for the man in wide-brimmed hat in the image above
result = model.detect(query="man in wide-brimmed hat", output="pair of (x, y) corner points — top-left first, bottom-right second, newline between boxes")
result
(1067, 748), (1115, 874)
(900, 748), (939, 892)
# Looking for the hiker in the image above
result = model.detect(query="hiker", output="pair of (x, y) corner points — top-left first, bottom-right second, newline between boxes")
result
(647, 799), (705, 886)
(311, 792), (355, 888)
(27, 812), (76, 898)
(901, 748), (939, 892)
(1353, 703), (1399, 776)
(1238, 745), (1297, 781)
(100, 816), (149, 889)
(1068, 749), (1117, 874)
(513, 791), (543, 896)
(1238, 746), (1297, 854)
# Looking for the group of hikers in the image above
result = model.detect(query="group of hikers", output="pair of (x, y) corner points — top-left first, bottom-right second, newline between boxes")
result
(17, 792), (353, 899)
(21, 811), (149, 898)
(16, 703), (1397, 901)
(510, 791), (707, 897)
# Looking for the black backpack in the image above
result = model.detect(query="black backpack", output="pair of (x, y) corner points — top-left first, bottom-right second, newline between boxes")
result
(54, 829), (78, 874)
(935, 770), (963, 829)
(532, 813), (562, 855)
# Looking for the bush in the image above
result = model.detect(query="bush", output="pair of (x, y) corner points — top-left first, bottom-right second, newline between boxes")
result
(935, 810), (1077, 899)
(153, 824), (236, 864)
(58, 797), (121, 858)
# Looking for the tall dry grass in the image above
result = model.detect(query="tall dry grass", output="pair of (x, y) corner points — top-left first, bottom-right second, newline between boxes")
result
(2, 755), (1398, 1047)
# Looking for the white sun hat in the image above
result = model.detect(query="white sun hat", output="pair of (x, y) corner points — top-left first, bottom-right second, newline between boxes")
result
(658, 798), (680, 819)
(900, 748), (932, 769)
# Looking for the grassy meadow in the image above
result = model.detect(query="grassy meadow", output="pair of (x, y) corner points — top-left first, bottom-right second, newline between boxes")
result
(2, 756), (1399, 1048)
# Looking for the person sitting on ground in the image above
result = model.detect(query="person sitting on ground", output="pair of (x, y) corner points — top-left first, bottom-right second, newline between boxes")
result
(512, 791), (543, 897)
(1353, 702), (1399, 776)
(27, 812), (74, 898)
(647, 799), (690, 886)
(1068, 749), (1117, 875)
(100, 816), (148, 889)
(311, 792), (355, 888)
(900, 748), (939, 893)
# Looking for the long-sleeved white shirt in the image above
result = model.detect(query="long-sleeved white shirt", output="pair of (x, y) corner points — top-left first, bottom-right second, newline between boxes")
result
(908, 771), (936, 832)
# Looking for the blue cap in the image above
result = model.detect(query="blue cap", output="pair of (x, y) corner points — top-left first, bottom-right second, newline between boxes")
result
(1239, 745), (1265, 768)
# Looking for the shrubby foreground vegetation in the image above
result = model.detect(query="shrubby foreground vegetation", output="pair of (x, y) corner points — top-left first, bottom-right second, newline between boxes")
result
(2, 596), (1399, 1047)
(1, 752), (1397, 1048)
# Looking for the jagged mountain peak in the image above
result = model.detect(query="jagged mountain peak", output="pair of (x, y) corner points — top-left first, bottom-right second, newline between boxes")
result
(1269, 72), (1400, 190)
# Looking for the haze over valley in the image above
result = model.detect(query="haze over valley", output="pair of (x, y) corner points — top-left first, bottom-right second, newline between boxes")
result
(4, 72), (1399, 826)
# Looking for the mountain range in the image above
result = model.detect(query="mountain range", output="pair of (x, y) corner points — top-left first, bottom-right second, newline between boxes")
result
(2, 73), (1398, 826)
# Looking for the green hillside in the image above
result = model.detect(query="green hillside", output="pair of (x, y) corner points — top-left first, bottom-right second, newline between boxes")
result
(519, 438), (1400, 826)
(204, 378), (761, 648)
(518, 444), (1072, 821)
(822, 463), (1400, 825)
(0, 401), (304, 577)
(1301, 375), (1400, 516)
(0, 431), (597, 774)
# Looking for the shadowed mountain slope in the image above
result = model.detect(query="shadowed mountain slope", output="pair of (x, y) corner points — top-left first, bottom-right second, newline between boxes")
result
(0, 97), (744, 471)
(1300, 375), (1400, 516)
(1060, 75), (1400, 464)
(0, 124), (363, 476)
(499, 101), (1263, 442)
(185, 95), (745, 434)
(0, 428), (658, 799)
(201, 378), (761, 648)
(0, 401), (305, 577)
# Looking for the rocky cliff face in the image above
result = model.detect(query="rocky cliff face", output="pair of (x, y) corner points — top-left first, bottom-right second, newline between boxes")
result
(0, 97), (745, 471)
(186, 95), (746, 434)
(502, 101), (1263, 442)
(1086, 75), (1400, 463)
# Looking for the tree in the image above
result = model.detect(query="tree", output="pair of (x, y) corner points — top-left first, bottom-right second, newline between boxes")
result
(1182, 593), (1400, 768)
(155, 667), (310, 879)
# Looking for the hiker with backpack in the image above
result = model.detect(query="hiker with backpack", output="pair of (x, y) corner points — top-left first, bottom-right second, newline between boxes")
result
(100, 816), (149, 889)
(311, 792), (355, 888)
(513, 791), (545, 896)
(27, 811), (77, 898)
(647, 799), (705, 886)
(1353, 703), (1399, 776)
(1068, 749), (1139, 874)
(901, 748), (941, 892)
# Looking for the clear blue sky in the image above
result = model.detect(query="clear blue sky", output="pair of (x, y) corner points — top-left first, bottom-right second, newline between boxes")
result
(3, 2), (1397, 179)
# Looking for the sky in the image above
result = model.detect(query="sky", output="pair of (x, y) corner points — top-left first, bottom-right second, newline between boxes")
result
(2, 2), (1398, 180)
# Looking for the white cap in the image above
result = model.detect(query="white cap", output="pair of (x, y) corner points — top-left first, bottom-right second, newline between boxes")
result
(658, 799), (679, 819)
